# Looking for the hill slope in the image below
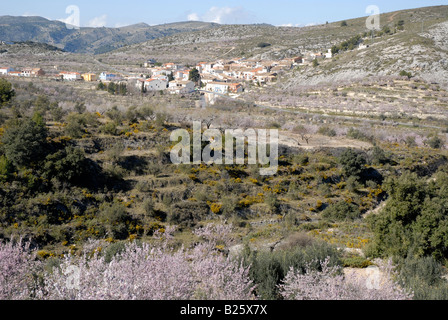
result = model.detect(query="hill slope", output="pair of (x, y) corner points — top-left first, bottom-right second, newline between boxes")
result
(103, 5), (448, 88)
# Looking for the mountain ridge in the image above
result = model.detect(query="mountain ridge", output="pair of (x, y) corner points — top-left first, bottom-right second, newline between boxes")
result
(0, 15), (220, 54)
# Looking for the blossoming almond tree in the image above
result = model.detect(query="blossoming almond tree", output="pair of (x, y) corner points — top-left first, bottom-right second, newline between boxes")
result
(0, 239), (36, 300)
(38, 224), (254, 300)
(279, 257), (413, 300)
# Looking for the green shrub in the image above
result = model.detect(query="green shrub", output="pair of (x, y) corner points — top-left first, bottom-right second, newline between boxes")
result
(265, 193), (279, 214)
(318, 126), (337, 137)
(100, 122), (118, 135)
(399, 70), (413, 79)
(341, 255), (373, 268)
(142, 198), (156, 216)
(347, 128), (372, 142)
(103, 242), (126, 263)
(322, 200), (361, 222)
(370, 146), (390, 165)
(425, 135), (444, 149)
(339, 148), (367, 179)
(221, 195), (239, 218)
(1, 117), (48, 167)
(368, 172), (448, 261)
(99, 203), (130, 240)
(239, 241), (342, 300)
(64, 113), (97, 138)
(43, 147), (88, 185)
(0, 155), (13, 181)
(397, 256), (448, 300)
(0, 78), (15, 105)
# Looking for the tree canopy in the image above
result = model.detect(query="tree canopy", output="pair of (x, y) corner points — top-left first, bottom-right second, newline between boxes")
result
(1, 115), (48, 168)
(0, 78), (15, 105)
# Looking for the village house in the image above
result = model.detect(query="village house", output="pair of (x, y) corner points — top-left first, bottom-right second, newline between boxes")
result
(150, 67), (173, 77)
(239, 59), (258, 68)
(168, 80), (195, 94)
(195, 64), (204, 73)
(143, 78), (168, 91)
(8, 71), (22, 77)
(228, 83), (244, 93)
(175, 70), (190, 81)
(199, 74), (218, 85)
(21, 68), (45, 77)
(241, 67), (264, 81)
(205, 82), (243, 94)
(60, 71), (82, 81)
(0, 67), (14, 75)
(144, 59), (157, 68)
(99, 72), (121, 81)
(152, 74), (169, 82)
(254, 73), (277, 84)
(163, 63), (180, 70)
(82, 73), (97, 82)
(201, 62), (215, 74)
(311, 52), (325, 59)
(210, 66), (224, 76)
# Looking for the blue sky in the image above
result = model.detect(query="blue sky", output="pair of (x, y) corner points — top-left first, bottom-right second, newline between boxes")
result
(2, 0), (447, 27)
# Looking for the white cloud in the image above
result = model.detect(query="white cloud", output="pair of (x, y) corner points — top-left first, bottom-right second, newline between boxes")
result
(87, 14), (107, 28)
(187, 6), (254, 24)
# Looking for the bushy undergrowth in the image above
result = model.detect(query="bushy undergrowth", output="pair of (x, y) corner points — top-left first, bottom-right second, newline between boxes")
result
(239, 239), (342, 300)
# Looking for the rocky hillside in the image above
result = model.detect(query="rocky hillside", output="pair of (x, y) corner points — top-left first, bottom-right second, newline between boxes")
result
(281, 6), (448, 90)
(0, 16), (219, 54)
(103, 5), (448, 89)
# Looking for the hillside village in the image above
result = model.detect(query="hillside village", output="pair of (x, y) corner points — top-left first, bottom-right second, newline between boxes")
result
(0, 49), (333, 96)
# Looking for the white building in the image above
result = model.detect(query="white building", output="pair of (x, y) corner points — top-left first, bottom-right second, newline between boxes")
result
(205, 82), (230, 94)
(168, 80), (195, 94)
(153, 74), (169, 82)
(0, 67), (13, 75)
(144, 78), (168, 91)
(150, 67), (173, 77)
(60, 72), (82, 81)
(175, 70), (190, 81)
(205, 82), (243, 95)
(202, 63), (215, 74)
(99, 72), (122, 81)
(21, 68), (45, 77)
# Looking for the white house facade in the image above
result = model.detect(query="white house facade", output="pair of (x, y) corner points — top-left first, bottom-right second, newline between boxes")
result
(0, 67), (13, 75)
(168, 80), (195, 94)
